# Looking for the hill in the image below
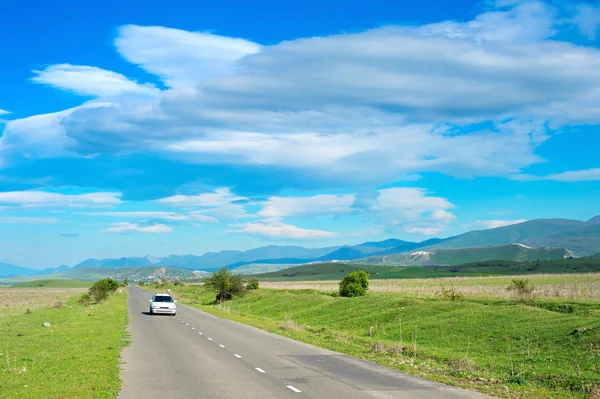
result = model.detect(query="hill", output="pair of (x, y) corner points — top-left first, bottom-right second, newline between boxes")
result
(0, 262), (41, 278)
(428, 218), (586, 249)
(73, 245), (342, 270)
(355, 244), (573, 266)
(524, 223), (600, 256)
(11, 279), (92, 288)
(253, 258), (600, 281)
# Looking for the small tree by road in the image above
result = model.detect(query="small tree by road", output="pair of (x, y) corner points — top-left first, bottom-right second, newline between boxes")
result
(203, 267), (246, 302)
(339, 270), (369, 297)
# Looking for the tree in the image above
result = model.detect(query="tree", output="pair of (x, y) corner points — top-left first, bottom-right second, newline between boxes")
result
(89, 278), (120, 303)
(203, 267), (246, 302)
(339, 270), (369, 297)
(247, 278), (259, 290)
(122, 277), (129, 286)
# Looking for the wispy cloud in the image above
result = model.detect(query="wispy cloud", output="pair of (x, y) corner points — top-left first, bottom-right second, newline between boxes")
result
(59, 233), (79, 238)
(469, 219), (528, 230)
(512, 168), (600, 182)
(81, 211), (218, 223)
(101, 222), (174, 234)
(0, 108), (10, 116)
(228, 222), (336, 239)
(0, 216), (60, 224)
(0, 191), (122, 207)
(31, 64), (159, 97)
(572, 3), (600, 40)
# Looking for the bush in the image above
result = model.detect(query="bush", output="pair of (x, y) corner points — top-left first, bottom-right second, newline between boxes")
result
(89, 278), (120, 303)
(173, 279), (185, 286)
(247, 278), (259, 290)
(203, 267), (246, 302)
(507, 278), (536, 303)
(339, 270), (369, 297)
(79, 293), (93, 306)
(438, 284), (464, 301)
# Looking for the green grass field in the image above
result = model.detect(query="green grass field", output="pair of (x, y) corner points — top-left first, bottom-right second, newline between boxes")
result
(253, 259), (600, 281)
(167, 283), (600, 398)
(11, 279), (92, 288)
(0, 290), (129, 398)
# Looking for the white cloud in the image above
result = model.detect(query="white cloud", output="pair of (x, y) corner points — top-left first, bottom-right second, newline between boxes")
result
(573, 3), (600, 40)
(229, 222), (336, 239)
(0, 191), (122, 207)
(258, 194), (355, 220)
(0, 109), (10, 116)
(115, 25), (261, 88)
(470, 219), (528, 229)
(3, 1), (600, 190)
(0, 102), (112, 166)
(101, 222), (174, 233)
(157, 188), (243, 207)
(81, 210), (218, 223)
(255, 187), (455, 235)
(0, 216), (60, 224)
(404, 226), (446, 236)
(512, 168), (600, 182)
(31, 64), (159, 97)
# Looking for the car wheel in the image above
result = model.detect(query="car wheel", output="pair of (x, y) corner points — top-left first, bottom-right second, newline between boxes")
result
(172, 313), (176, 316)
(149, 308), (153, 315)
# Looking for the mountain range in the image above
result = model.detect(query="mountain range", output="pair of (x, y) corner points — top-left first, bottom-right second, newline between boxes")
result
(1, 215), (598, 279)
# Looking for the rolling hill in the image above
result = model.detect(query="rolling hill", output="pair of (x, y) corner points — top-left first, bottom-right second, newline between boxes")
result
(355, 244), (574, 266)
(253, 258), (600, 281)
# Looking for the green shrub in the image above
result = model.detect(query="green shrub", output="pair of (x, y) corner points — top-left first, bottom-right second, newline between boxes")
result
(438, 284), (464, 301)
(89, 278), (120, 304)
(79, 292), (93, 306)
(173, 279), (185, 286)
(507, 278), (535, 303)
(339, 270), (369, 297)
(247, 278), (259, 290)
(203, 267), (246, 302)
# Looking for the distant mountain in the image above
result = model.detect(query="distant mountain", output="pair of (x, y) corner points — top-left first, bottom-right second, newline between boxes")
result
(427, 219), (586, 250)
(73, 245), (342, 271)
(525, 223), (600, 256)
(225, 239), (424, 269)
(0, 262), (42, 278)
(588, 215), (600, 225)
(355, 244), (575, 266)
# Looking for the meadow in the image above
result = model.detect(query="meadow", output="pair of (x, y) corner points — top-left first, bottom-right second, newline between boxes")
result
(168, 273), (600, 399)
(0, 286), (128, 398)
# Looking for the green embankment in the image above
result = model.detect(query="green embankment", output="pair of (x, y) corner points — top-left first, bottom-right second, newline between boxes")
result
(253, 259), (600, 281)
(168, 285), (600, 399)
(0, 291), (129, 398)
(11, 279), (92, 288)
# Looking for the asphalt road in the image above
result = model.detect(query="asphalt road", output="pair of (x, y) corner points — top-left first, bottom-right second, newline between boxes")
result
(118, 286), (492, 399)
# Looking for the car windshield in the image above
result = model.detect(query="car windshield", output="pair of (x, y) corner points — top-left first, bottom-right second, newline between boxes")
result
(153, 296), (173, 303)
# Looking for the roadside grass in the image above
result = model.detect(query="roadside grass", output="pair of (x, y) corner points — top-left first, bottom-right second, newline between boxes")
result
(11, 279), (92, 288)
(0, 287), (89, 316)
(167, 284), (600, 399)
(261, 273), (600, 300)
(0, 291), (128, 398)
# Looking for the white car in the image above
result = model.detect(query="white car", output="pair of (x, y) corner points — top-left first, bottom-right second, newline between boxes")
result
(149, 293), (177, 316)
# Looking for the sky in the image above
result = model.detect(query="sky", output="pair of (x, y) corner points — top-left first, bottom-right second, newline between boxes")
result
(1, 0), (600, 268)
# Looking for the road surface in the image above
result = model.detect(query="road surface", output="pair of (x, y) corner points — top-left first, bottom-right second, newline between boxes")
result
(118, 286), (492, 399)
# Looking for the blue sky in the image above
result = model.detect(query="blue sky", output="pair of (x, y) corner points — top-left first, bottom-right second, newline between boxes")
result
(1, 0), (599, 268)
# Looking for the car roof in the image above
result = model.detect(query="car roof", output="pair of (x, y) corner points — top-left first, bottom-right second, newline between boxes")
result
(154, 293), (172, 297)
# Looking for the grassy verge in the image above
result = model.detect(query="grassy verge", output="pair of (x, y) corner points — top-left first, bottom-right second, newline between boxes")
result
(0, 291), (129, 398)
(11, 279), (92, 288)
(166, 284), (600, 399)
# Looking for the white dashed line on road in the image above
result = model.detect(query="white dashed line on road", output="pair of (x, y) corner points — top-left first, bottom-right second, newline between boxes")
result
(191, 327), (195, 330)
(286, 385), (302, 393)
(198, 332), (203, 335)
(255, 368), (266, 373)
(219, 344), (225, 348)
(234, 354), (242, 359)
(208, 338), (213, 341)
